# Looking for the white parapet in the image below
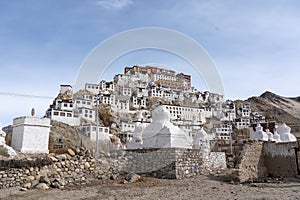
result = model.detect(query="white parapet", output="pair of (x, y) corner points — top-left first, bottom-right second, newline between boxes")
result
(12, 116), (51, 154)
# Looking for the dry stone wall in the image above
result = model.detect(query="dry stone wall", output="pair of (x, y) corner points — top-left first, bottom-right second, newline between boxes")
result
(0, 148), (120, 190)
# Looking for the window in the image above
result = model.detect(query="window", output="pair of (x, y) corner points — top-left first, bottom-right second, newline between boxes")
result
(100, 128), (103, 132)
(60, 112), (65, 116)
(64, 103), (68, 107)
(85, 114), (88, 117)
(54, 112), (59, 116)
(67, 113), (72, 117)
(105, 128), (108, 133)
(93, 127), (96, 131)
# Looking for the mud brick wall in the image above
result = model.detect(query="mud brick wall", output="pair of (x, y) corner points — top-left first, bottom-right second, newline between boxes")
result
(263, 142), (298, 177)
(233, 142), (267, 182)
(233, 141), (299, 182)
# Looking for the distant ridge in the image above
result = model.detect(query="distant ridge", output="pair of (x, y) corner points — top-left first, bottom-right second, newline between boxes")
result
(235, 91), (300, 125)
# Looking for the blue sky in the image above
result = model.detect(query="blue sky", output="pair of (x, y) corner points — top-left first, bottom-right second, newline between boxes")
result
(1, 0), (300, 125)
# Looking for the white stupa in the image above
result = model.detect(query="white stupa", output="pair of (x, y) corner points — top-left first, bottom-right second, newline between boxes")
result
(266, 129), (275, 142)
(251, 124), (268, 141)
(193, 127), (208, 149)
(127, 111), (148, 149)
(0, 126), (17, 158)
(142, 106), (193, 149)
(273, 130), (282, 143)
(276, 123), (297, 142)
(193, 127), (210, 159)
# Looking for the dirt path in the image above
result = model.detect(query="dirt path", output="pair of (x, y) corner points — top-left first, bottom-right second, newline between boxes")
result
(1, 175), (300, 200)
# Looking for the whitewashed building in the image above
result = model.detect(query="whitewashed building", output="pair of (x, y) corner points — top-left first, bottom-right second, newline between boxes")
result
(46, 85), (80, 126)
(163, 105), (206, 124)
(80, 124), (111, 141)
(235, 118), (250, 129)
(12, 116), (51, 154)
(132, 96), (147, 109)
(237, 104), (251, 117)
(74, 98), (93, 110)
(76, 107), (96, 122)
(213, 123), (232, 140)
(85, 83), (100, 94)
(100, 80), (114, 92)
(122, 87), (132, 96)
(120, 121), (135, 133)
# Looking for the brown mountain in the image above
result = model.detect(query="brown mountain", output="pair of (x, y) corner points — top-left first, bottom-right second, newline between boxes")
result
(235, 91), (300, 124)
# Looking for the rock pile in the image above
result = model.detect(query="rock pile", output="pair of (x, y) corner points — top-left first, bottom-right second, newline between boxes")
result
(0, 147), (121, 190)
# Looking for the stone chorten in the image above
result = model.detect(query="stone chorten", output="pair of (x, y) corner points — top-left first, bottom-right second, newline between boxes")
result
(0, 126), (17, 158)
(142, 106), (192, 149)
(276, 123), (297, 142)
(251, 124), (268, 141)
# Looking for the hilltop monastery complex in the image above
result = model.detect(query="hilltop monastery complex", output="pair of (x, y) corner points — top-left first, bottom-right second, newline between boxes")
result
(43, 65), (297, 149)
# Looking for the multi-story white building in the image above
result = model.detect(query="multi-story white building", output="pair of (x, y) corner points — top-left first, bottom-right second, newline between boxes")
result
(150, 87), (164, 98)
(136, 86), (148, 97)
(237, 104), (251, 117)
(80, 124), (110, 141)
(132, 96), (147, 109)
(46, 85), (80, 126)
(74, 98), (93, 110)
(163, 105), (206, 124)
(213, 123), (232, 140)
(76, 107), (96, 122)
(100, 80), (114, 92)
(119, 121), (135, 133)
(85, 83), (100, 94)
(122, 87), (132, 96)
(235, 118), (250, 129)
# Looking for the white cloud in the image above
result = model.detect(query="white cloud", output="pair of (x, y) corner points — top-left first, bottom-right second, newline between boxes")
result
(96, 0), (133, 10)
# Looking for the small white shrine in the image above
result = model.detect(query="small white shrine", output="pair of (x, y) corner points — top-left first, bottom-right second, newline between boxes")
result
(12, 116), (51, 154)
(276, 123), (297, 142)
(251, 124), (268, 141)
(193, 127), (210, 159)
(127, 111), (148, 149)
(142, 106), (192, 149)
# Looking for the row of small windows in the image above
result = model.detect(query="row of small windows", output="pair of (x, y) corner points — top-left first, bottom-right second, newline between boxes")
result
(62, 103), (73, 108)
(123, 124), (135, 128)
(83, 127), (109, 133)
(53, 111), (72, 117)
(87, 85), (100, 89)
(166, 106), (203, 112)
(76, 100), (92, 105)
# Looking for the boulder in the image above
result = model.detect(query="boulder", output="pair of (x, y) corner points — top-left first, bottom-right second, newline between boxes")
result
(67, 149), (76, 157)
(35, 183), (49, 190)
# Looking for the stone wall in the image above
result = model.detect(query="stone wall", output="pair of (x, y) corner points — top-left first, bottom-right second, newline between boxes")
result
(263, 142), (298, 177)
(0, 148), (120, 190)
(118, 148), (226, 179)
(233, 141), (299, 182)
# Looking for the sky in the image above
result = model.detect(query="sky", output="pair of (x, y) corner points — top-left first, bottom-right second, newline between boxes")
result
(1, 0), (300, 126)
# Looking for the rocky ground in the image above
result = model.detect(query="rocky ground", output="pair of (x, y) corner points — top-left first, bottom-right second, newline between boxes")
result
(0, 172), (300, 200)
